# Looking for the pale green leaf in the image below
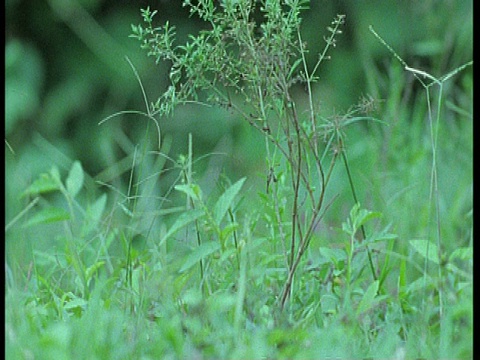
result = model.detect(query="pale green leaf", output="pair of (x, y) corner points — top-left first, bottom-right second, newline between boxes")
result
(64, 297), (88, 310)
(356, 280), (379, 316)
(319, 246), (346, 266)
(86, 193), (107, 229)
(180, 241), (220, 273)
(85, 261), (105, 283)
(321, 294), (338, 315)
(409, 239), (439, 264)
(50, 166), (62, 183)
(213, 177), (246, 224)
(288, 58), (303, 79)
(405, 275), (435, 294)
(220, 222), (239, 241)
(23, 207), (70, 227)
(82, 193), (108, 236)
(66, 161), (84, 198)
(354, 208), (382, 230)
(160, 209), (204, 245)
(175, 184), (202, 202)
(21, 172), (60, 197)
(449, 247), (472, 262)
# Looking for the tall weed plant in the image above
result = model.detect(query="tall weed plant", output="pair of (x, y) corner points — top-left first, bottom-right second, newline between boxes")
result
(130, 0), (382, 310)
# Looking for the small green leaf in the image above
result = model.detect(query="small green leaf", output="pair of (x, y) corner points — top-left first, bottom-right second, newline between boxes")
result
(353, 207), (382, 230)
(364, 228), (398, 244)
(160, 209), (204, 245)
(220, 222), (239, 242)
(21, 172), (60, 197)
(213, 177), (246, 224)
(288, 58), (303, 79)
(406, 275), (434, 294)
(66, 161), (84, 198)
(175, 184), (202, 202)
(449, 247), (472, 262)
(50, 166), (62, 183)
(85, 193), (107, 230)
(319, 246), (346, 266)
(356, 280), (379, 316)
(341, 218), (354, 236)
(409, 239), (439, 264)
(321, 294), (338, 315)
(23, 207), (70, 227)
(64, 296), (88, 310)
(85, 261), (105, 283)
(180, 241), (220, 273)
(118, 202), (134, 218)
(82, 194), (107, 236)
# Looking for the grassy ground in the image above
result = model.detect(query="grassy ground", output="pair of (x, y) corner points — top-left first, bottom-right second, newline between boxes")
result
(5, 2), (472, 359)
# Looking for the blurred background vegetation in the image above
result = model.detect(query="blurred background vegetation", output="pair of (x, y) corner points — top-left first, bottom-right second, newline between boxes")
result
(6, 0), (472, 275)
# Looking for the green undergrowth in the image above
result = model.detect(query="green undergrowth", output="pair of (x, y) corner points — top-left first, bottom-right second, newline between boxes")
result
(5, 0), (472, 358)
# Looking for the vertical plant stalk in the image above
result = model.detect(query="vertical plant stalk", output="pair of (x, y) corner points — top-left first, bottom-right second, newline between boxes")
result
(278, 149), (338, 309)
(288, 99), (303, 271)
(369, 25), (472, 322)
(228, 207), (241, 270)
(185, 133), (205, 281)
(277, 14), (346, 309)
(340, 144), (377, 283)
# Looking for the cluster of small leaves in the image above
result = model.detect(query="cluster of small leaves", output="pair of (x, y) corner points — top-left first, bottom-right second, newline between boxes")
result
(17, 161), (108, 308)
(130, 0), (310, 120)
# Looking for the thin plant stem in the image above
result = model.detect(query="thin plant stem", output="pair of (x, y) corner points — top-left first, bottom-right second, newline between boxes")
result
(370, 24), (472, 324)
(340, 145), (377, 283)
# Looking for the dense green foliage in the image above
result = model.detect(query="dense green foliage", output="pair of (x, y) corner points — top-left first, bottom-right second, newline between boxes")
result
(6, 0), (472, 358)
